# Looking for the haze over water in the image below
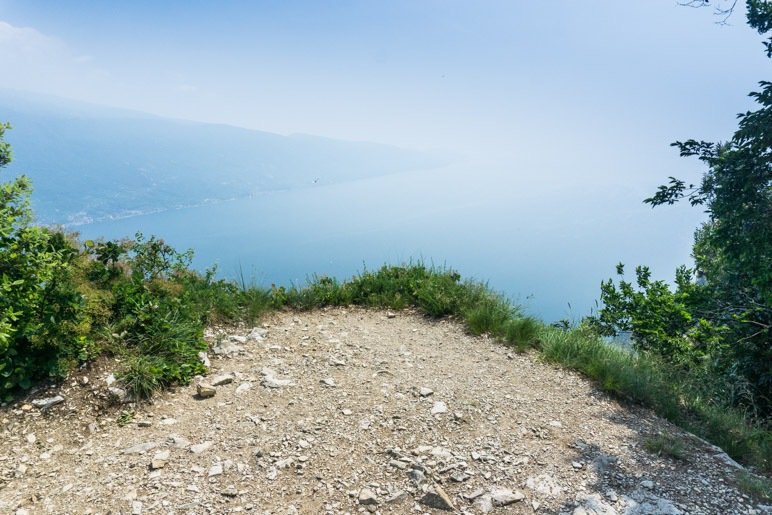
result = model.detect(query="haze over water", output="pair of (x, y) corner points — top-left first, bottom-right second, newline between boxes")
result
(77, 162), (705, 323)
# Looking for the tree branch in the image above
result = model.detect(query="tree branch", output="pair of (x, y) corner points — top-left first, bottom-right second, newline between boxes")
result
(677, 0), (739, 25)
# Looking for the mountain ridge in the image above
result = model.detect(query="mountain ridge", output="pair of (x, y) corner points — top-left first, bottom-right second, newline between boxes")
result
(0, 90), (445, 225)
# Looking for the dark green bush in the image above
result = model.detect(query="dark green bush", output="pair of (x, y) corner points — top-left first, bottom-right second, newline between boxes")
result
(0, 124), (93, 399)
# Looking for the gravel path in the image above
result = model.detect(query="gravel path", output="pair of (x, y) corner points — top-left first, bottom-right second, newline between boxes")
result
(0, 307), (768, 514)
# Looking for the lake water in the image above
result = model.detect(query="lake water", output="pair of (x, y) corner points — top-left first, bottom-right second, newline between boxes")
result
(76, 163), (704, 323)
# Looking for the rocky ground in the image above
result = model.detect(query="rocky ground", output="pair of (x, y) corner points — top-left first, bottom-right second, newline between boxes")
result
(0, 307), (769, 515)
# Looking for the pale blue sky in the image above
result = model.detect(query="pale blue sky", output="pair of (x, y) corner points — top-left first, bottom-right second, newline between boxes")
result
(0, 1), (766, 161)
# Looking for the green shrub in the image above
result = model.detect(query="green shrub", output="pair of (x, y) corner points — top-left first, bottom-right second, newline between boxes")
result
(237, 287), (274, 322)
(304, 274), (353, 307)
(415, 272), (463, 317)
(589, 261), (770, 423)
(177, 267), (243, 324)
(97, 238), (209, 391)
(0, 124), (92, 399)
(589, 264), (699, 364)
(348, 262), (430, 309)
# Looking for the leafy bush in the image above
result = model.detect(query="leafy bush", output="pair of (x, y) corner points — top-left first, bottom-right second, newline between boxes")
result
(347, 262), (431, 309)
(0, 124), (91, 399)
(589, 259), (770, 421)
(415, 271), (464, 317)
(589, 264), (698, 363)
(639, 4), (772, 420)
(303, 274), (353, 307)
(88, 234), (208, 397)
(1, 123), (212, 400)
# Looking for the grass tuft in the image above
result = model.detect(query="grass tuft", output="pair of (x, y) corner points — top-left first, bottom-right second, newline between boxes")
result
(464, 294), (516, 336)
(501, 316), (541, 351)
(118, 355), (164, 400)
(537, 324), (770, 472)
(736, 469), (772, 501)
(644, 434), (688, 461)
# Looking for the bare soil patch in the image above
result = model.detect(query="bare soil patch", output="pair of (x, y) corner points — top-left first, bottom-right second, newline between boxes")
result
(0, 308), (768, 514)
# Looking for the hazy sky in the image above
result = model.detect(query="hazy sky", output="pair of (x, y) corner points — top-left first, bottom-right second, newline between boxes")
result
(1, 1), (767, 160)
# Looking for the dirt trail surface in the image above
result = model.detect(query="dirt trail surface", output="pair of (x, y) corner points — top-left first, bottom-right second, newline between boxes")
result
(1, 308), (769, 515)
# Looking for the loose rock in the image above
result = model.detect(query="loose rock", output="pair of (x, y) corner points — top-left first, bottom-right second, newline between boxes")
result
(247, 327), (268, 341)
(527, 474), (561, 496)
(122, 442), (159, 455)
(235, 382), (252, 394)
(151, 450), (170, 469)
(261, 377), (292, 388)
(431, 401), (448, 414)
(190, 441), (213, 454)
(31, 396), (65, 410)
(358, 488), (378, 505)
(491, 487), (525, 506)
(220, 485), (238, 497)
(385, 490), (408, 503)
(407, 468), (426, 487)
(573, 493), (619, 515)
(418, 486), (456, 511)
(196, 382), (216, 398)
(107, 387), (129, 403)
(211, 374), (234, 386)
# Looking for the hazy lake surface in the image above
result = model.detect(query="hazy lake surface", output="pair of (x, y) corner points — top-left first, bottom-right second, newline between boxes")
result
(77, 164), (704, 322)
